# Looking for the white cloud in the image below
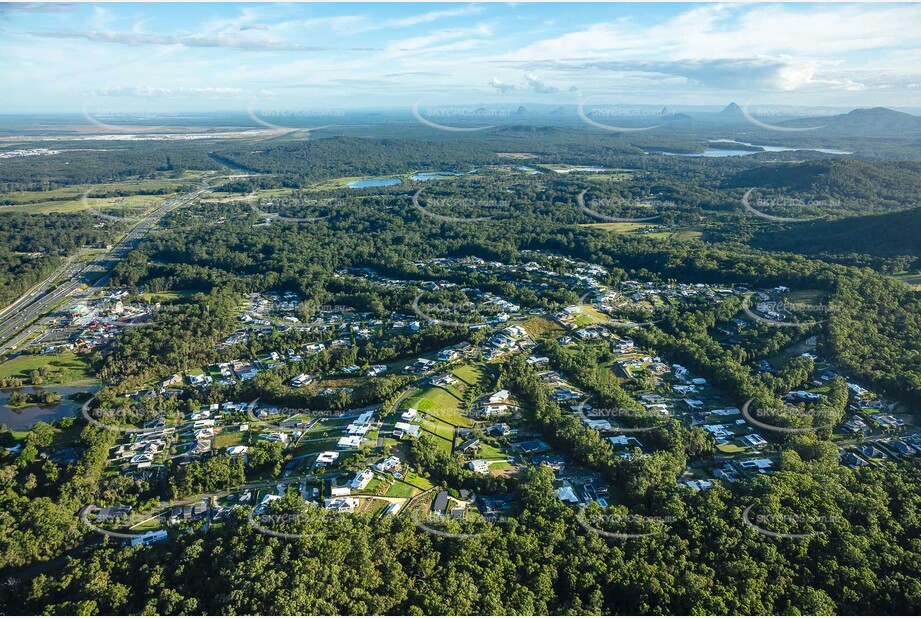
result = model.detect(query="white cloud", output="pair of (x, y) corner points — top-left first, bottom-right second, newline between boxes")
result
(489, 76), (515, 92)
(524, 73), (558, 93)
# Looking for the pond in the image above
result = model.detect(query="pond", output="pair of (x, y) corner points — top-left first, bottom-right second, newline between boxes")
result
(347, 178), (402, 188)
(0, 385), (97, 431)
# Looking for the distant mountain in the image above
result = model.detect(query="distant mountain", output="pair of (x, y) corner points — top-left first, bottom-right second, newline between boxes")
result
(720, 102), (744, 117)
(549, 106), (574, 116)
(780, 107), (921, 135)
(497, 125), (561, 134)
(515, 106), (528, 116)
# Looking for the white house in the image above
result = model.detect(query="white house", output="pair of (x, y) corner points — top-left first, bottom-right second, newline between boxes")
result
(350, 469), (374, 491)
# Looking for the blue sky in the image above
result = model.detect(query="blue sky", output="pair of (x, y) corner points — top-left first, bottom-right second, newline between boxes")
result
(0, 2), (919, 114)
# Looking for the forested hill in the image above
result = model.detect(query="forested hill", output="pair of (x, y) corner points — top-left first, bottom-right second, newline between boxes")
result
(725, 159), (920, 215)
(751, 206), (921, 259)
(780, 107), (921, 136)
(215, 136), (502, 177)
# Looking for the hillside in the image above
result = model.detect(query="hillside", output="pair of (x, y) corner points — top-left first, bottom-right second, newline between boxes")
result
(751, 206), (921, 259)
(780, 107), (921, 136)
(725, 159), (920, 216)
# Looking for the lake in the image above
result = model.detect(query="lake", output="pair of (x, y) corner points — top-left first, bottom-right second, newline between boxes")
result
(657, 139), (854, 158)
(347, 178), (402, 188)
(410, 171), (459, 181)
(0, 385), (97, 431)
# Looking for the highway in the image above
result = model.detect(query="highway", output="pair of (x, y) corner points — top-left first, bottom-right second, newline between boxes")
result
(0, 182), (217, 354)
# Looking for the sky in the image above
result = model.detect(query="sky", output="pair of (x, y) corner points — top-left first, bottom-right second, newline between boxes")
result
(0, 2), (919, 115)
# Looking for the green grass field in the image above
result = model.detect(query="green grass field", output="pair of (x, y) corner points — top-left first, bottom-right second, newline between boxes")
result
(521, 316), (564, 339)
(404, 386), (463, 415)
(401, 471), (433, 491)
(140, 290), (201, 303)
(0, 351), (96, 385)
(385, 480), (419, 498)
(451, 364), (484, 386)
(892, 272), (921, 290)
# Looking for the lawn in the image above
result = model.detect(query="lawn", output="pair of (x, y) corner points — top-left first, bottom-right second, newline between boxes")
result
(420, 430), (453, 454)
(140, 290), (200, 303)
(716, 443), (747, 454)
(0, 351), (96, 385)
(2, 194), (167, 215)
(421, 417), (456, 441)
(893, 272), (921, 290)
(385, 480), (419, 498)
(213, 431), (245, 449)
(451, 364), (484, 387)
(787, 289), (827, 304)
(404, 386), (464, 416)
(521, 316), (564, 339)
(402, 471), (433, 491)
(477, 442), (507, 460)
